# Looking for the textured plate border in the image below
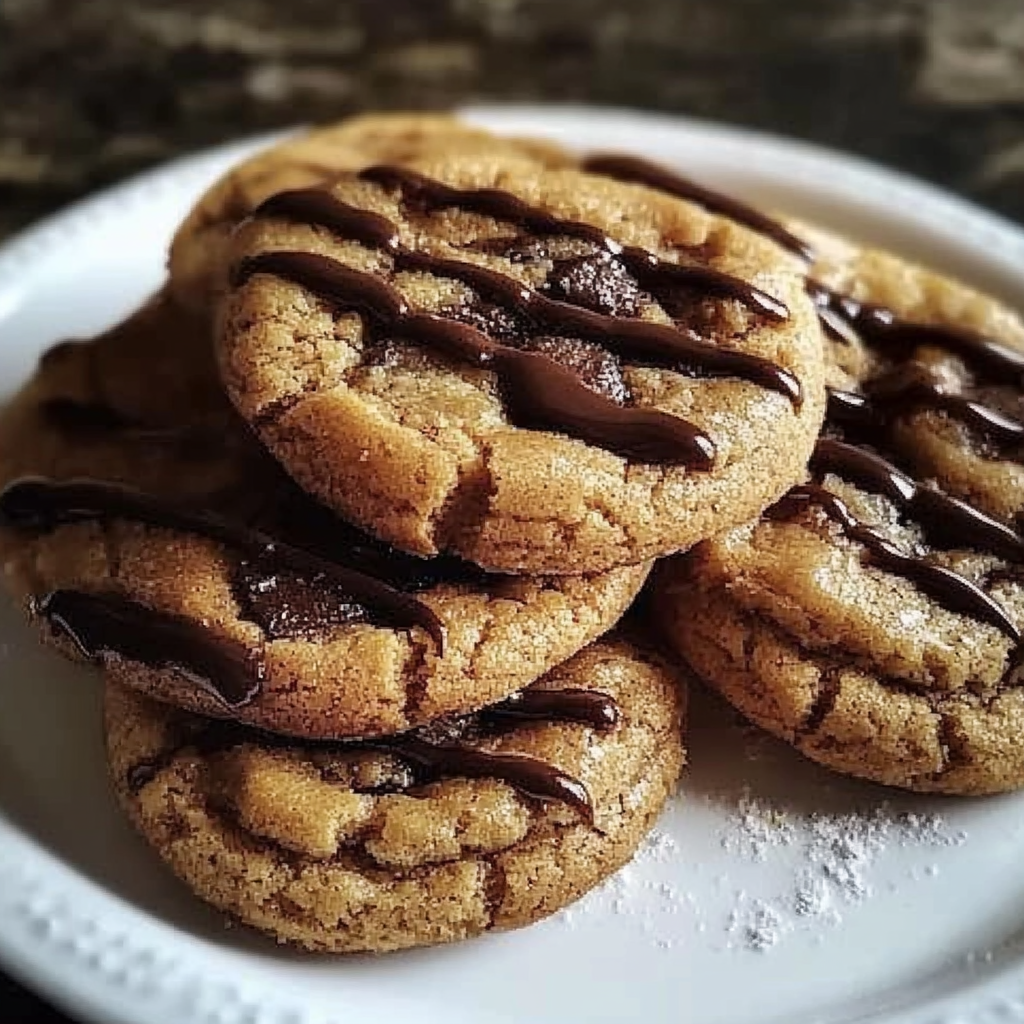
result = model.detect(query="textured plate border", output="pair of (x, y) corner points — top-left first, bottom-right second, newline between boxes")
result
(1, 105), (1024, 1024)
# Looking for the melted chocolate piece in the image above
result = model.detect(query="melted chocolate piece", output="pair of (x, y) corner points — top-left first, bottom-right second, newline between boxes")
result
(237, 251), (716, 466)
(233, 559), (371, 640)
(0, 477), (445, 649)
(581, 153), (815, 262)
(518, 336), (630, 404)
(542, 252), (643, 317)
(440, 300), (630, 402)
(769, 485), (1021, 644)
(36, 590), (263, 707)
(811, 437), (1024, 563)
(485, 688), (619, 731)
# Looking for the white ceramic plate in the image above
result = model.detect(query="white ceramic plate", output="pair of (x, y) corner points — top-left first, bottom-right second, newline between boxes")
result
(2, 105), (1024, 1024)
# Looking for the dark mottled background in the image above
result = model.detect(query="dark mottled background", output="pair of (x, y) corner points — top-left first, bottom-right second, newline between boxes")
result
(2, 0), (1024, 241)
(2, 0), (1023, 1018)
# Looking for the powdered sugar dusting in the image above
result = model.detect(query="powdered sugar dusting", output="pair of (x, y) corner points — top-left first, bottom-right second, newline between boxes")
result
(554, 778), (969, 955)
(712, 791), (967, 951)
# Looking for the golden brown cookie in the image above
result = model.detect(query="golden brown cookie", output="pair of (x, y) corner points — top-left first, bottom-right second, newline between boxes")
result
(0, 291), (257, 504)
(584, 152), (1024, 794)
(105, 637), (687, 953)
(0, 298), (649, 739)
(654, 254), (1024, 794)
(795, 218), (1024, 527)
(218, 154), (827, 574)
(168, 113), (573, 315)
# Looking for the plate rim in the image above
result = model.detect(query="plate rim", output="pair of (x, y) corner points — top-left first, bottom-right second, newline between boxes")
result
(1, 103), (1024, 1024)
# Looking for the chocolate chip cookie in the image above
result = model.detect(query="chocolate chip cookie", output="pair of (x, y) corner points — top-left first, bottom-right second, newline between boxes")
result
(218, 155), (827, 574)
(105, 637), (687, 953)
(583, 151), (1024, 794)
(0, 297), (649, 739)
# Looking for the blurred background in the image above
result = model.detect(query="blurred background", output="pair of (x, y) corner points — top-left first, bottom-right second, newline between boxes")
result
(1, 0), (1023, 1019)
(2, 0), (1024, 240)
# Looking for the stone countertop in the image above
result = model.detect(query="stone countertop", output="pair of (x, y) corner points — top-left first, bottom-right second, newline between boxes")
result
(1, 0), (1024, 241)
(1, 0), (1023, 1020)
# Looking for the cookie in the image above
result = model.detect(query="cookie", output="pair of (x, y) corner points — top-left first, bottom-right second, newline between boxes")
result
(217, 154), (827, 574)
(169, 113), (573, 315)
(0, 291), (257, 503)
(105, 637), (687, 953)
(0, 299), (649, 739)
(582, 151), (1024, 794)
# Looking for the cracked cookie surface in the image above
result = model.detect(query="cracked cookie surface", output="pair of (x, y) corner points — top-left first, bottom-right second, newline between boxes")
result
(0, 293), (648, 738)
(655, 233), (1024, 794)
(105, 637), (687, 953)
(218, 151), (827, 574)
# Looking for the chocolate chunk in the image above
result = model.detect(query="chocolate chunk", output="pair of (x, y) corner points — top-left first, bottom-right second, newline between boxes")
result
(543, 252), (642, 318)
(518, 335), (629, 403)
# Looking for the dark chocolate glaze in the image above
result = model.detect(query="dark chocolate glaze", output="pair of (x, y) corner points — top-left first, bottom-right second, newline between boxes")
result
(586, 158), (1024, 643)
(255, 187), (796, 396)
(0, 477), (445, 649)
(581, 153), (815, 262)
(769, 485), (1022, 644)
(808, 281), (1024, 381)
(811, 437), (1024, 564)
(368, 735), (594, 824)
(583, 156), (1024, 457)
(237, 250), (716, 466)
(827, 385), (1024, 453)
(123, 691), (613, 823)
(36, 590), (264, 706)
(485, 688), (619, 731)
(358, 164), (790, 321)
(248, 172), (806, 465)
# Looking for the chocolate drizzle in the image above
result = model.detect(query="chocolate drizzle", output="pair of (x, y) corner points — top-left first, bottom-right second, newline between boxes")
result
(358, 165), (791, 321)
(0, 477), (446, 653)
(246, 168), (806, 467)
(123, 684), (619, 823)
(484, 688), (619, 731)
(582, 153), (815, 262)
(810, 280), (1024, 456)
(237, 250), (715, 465)
(771, 484), (1021, 643)
(36, 590), (264, 706)
(808, 282), (1024, 381)
(367, 736), (595, 824)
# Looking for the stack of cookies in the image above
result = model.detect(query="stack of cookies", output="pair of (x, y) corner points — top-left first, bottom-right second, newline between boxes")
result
(3, 113), (1024, 953)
